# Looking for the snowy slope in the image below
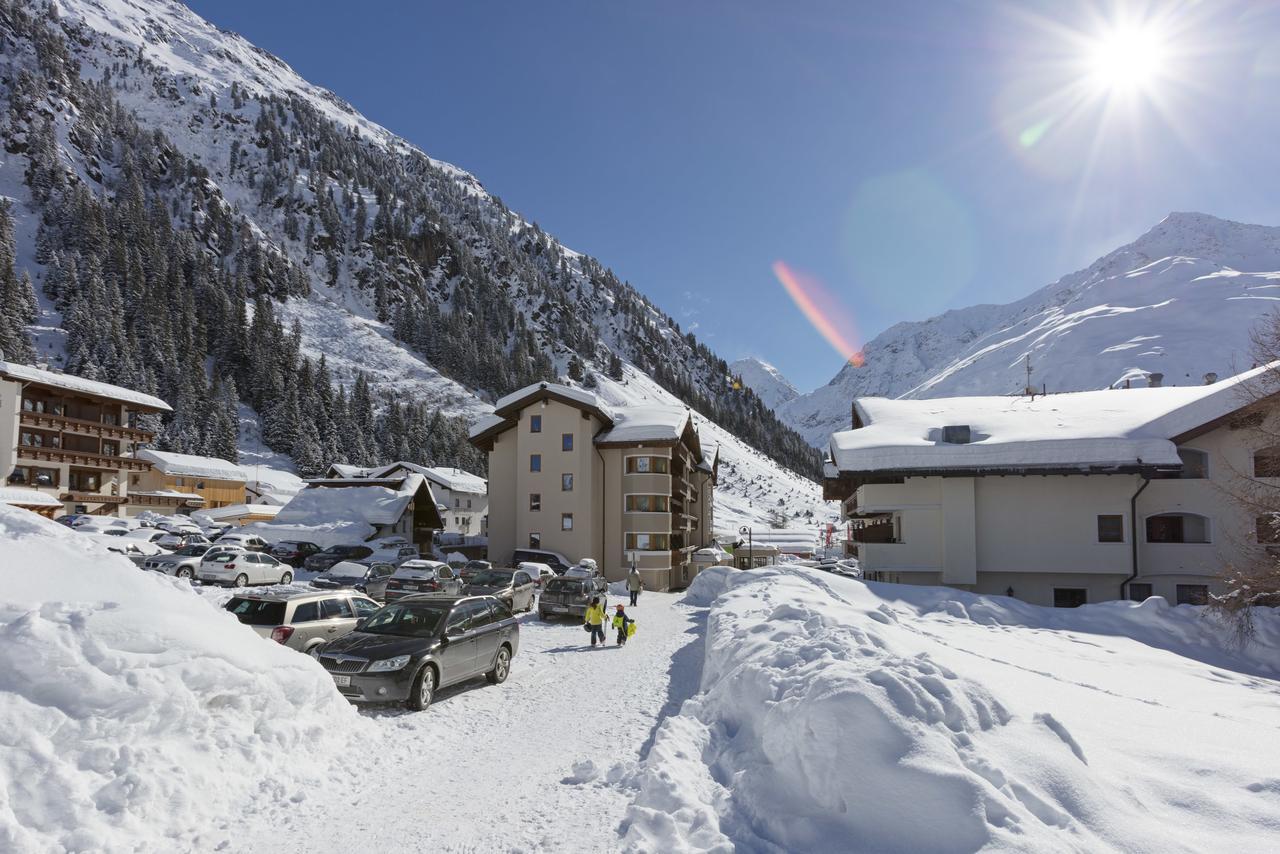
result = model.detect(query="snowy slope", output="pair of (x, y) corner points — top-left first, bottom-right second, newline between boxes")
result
(2, 0), (825, 525)
(729, 357), (800, 411)
(781, 213), (1278, 446)
(623, 566), (1280, 852)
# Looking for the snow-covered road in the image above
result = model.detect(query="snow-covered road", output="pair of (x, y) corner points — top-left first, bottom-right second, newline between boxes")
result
(248, 590), (704, 853)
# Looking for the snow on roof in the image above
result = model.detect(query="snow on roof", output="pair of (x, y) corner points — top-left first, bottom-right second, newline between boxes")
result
(135, 449), (247, 481)
(420, 466), (486, 494)
(0, 359), (172, 411)
(595, 405), (691, 444)
(327, 463), (378, 479)
(195, 503), (282, 522)
(0, 487), (62, 508)
(467, 414), (506, 441)
(494, 381), (613, 417)
(830, 364), (1271, 473)
(244, 466), (304, 496)
(239, 473), (436, 547)
(132, 490), (205, 501)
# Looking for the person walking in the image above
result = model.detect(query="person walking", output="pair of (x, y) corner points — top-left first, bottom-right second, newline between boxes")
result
(627, 567), (643, 607)
(612, 604), (634, 646)
(583, 596), (606, 647)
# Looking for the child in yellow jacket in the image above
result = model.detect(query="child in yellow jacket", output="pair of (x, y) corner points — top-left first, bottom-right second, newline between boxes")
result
(584, 597), (606, 647)
(612, 604), (634, 646)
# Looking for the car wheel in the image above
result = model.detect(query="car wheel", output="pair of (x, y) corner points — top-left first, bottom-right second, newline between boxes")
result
(176, 567), (192, 579)
(538, 609), (548, 620)
(407, 665), (435, 711)
(487, 646), (511, 684)
(234, 573), (249, 588)
(280, 571), (293, 585)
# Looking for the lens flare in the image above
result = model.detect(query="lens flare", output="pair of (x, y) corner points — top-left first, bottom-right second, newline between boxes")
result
(772, 261), (865, 368)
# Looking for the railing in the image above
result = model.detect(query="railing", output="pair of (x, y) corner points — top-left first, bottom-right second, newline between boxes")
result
(19, 411), (154, 443)
(18, 446), (152, 472)
(130, 493), (203, 507)
(849, 525), (897, 544)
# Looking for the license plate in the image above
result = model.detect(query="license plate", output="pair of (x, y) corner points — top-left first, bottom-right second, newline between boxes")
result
(332, 674), (351, 687)
(551, 605), (567, 613)
(403, 583), (419, 590)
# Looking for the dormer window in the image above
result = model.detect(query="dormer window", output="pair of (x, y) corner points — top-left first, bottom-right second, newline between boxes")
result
(942, 425), (971, 445)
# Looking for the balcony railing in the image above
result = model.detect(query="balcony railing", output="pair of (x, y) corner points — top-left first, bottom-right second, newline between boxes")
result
(850, 525), (897, 544)
(20, 411), (154, 443)
(17, 446), (152, 472)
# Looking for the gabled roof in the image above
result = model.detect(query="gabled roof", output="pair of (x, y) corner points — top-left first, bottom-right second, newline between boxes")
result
(0, 487), (62, 508)
(136, 449), (247, 481)
(829, 364), (1274, 475)
(469, 382), (616, 449)
(595, 405), (691, 446)
(0, 359), (171, 412)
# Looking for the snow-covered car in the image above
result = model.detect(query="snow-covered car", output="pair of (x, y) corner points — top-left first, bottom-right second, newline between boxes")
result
(510, 548), (574, 574)
(564, 562), (603, 579)
(384, 560), (463, 601)
(462, 568), (537, 613)
(142, 544), (213, 578)
(86, 535), (165, 565)
(538, 575), (609, 620)
(120, 528), (171, 547)
(312, 561), (396, 600)
(156, 531), (210, 551)
(458, 560), (492, 584)
(198, 549), (291, 587)
(225, 590), (381, 654)
(315, 595), (520, 710)
(516, 561), (556, 587)
(212, 532), (270, 552)
(73, 517), (136, 535)
(367, 543), (420, 566)
(269, 540), (323, 568)
(304, 544), (374, 573)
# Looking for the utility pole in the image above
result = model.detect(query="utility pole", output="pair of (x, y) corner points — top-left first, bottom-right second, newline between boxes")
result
(1024, 354), (1034, 397)
(739, 524), (753, 570)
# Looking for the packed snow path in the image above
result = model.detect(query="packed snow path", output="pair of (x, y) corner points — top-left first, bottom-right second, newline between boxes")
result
(249, 589), (703, 853)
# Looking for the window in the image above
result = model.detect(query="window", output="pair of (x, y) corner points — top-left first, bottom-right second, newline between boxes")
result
(321, 598), (354, 619)
(466, 499), (472, 509)
(175, 477), (185, 487)
(562, 473), (574, 491)
(1128, 583), (1153, 601)
(562, 433), (574, 451)
(561, 513), (573, 531)
(530, 414), (542, 433)
(515, 572), (532, 586)
(530, 454), (541, 472)
(626, 495), (670, 513)
(1053, 588), (1088, 608)
(1176, 584), (1209, 606)
(1257, 515), (1280, 544)
(1146, 513), (1210, 544)
(626, 532), (670, 551)
(455, 498), (461, 508)
(626, 456), (669, 474)
(529, 533), (542, 549)
(1176, 448), (1208, 479)
(529, 493), (541, 511)
(292, 601), (321, 622)
(1097, 515), (1124, 543)
(351, 598), (379, 617)
(1255, 446), (1280, 478)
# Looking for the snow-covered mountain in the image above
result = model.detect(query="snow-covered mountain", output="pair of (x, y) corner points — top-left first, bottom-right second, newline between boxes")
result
(780, 212), (1277, 446)
(0, 0), (830, 530)
(729, 357), (800, 411)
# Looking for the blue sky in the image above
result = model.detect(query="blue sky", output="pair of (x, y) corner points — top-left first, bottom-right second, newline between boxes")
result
(188, 0), (1280, 392)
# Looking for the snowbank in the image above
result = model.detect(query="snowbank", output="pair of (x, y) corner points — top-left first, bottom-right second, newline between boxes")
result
(0, 506), (367, 853)
(621, 566), (1280, 852)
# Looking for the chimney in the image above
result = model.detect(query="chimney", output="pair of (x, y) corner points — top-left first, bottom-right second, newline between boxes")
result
(1202, 372), (1218, 385)
(1147, 372), (1163, 388)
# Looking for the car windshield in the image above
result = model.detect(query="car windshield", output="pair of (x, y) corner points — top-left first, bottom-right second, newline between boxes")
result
(323, 546), (367, 557)
(225, 598), (286, 626)
(359, 602), (448, 638)
(471, 570), (514, 587)
(545, 579), (585, 594)
(326, 563), (366, 579)
(175, 545), (209, 556)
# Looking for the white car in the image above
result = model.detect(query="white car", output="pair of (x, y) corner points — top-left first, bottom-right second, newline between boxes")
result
(212, 533), (271, 552)
(86, 535), (165, 564)
(74, 517), (136, 534)
(122, 528), (171, 546)
(564, 561), (602, 579)
(156, 531), (210, 550)
(367, 543), (420, 566)
(516, 561), (556, 587)
(198, 548), (292, 587)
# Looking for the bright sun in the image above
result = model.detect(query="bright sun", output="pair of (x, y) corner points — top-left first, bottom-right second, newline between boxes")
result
(1088, 24), (1167, 93)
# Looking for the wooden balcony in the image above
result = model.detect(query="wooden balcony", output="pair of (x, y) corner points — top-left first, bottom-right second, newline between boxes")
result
(18, 446), (153, 472)
(850, 524), (896, 544)
(20, 411), (154, 443)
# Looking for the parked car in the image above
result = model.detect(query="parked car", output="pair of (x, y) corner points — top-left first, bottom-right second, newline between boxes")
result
(89, 535), (165, 565)
(213, 532), (270, 552)
(142, 543), (213, 578)
(156, 531), (210, 551)
(312, 560), (396, 600)
(538, 575), (609, 620)
(224, 591), (381, 653)
(74, 517), (135, 535)
(367, 543), (420, 566)
(463, 567), (537, 613)
(517, 561), (556, 588)
(315, 595), (519, 710)
(458, 559), (492, 584)
(198, 549), (292, 587)
(511, 548), (574, 575)
(564, 562), (603, 579)
(121, 528), (171, 547)
(384, 560), (463, 601)
(270, 540), (323, 568)
(304, 544), (374, 573)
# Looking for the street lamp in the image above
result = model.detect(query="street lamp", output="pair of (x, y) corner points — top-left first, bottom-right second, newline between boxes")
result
(739, 525), (752, 570)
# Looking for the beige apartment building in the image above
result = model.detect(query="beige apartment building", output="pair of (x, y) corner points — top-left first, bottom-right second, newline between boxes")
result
(470, 382), (718, 590)
(130, 449), (248, 514)
(825, 366), (1278, 607)
(1, 359), (171, 517)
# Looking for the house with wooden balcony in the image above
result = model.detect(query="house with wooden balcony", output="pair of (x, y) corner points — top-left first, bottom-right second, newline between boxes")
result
(469, 382), (718, 591)
(0, 359), (171, 517)
(130, 449), (249, 514)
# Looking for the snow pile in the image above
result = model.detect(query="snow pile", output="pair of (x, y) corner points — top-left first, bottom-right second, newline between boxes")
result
(0, 506), (367, 853)
(622, 566), (1280, 852)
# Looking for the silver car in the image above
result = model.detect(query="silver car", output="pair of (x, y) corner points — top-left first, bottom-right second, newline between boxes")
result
(142, 544), (213, 578)
(384, 560), (464, 601)
(224, 591), (382, 653)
